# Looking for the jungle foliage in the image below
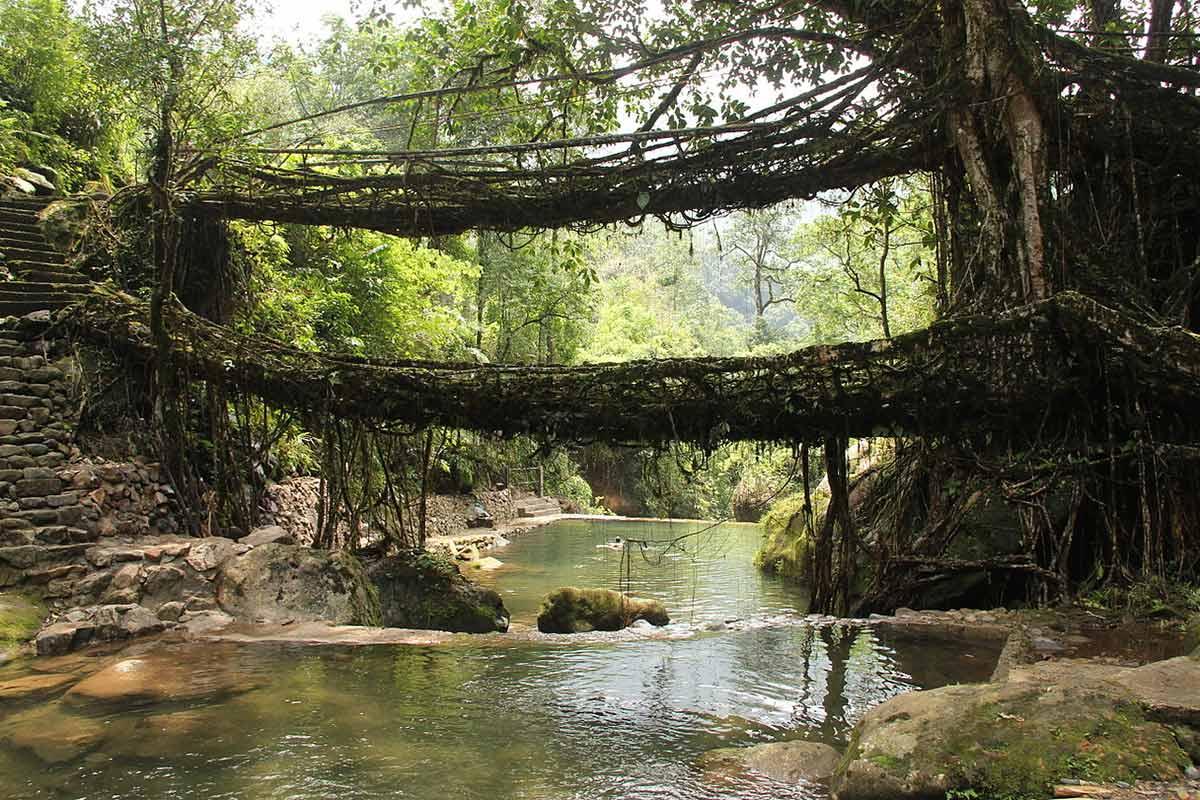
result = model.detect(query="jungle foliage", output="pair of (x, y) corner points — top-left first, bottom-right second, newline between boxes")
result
(7, 0), (1199, 613)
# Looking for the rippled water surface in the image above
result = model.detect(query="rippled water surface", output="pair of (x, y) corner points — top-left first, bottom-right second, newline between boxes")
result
(0, 520), (1000, 799)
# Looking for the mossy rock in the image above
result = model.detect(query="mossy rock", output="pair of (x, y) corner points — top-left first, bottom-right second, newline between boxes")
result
(832, 672), (1192, 800)
(0, 592), (46, 662)
(367, 551), (509, 633)
(536, 587), (668, 633)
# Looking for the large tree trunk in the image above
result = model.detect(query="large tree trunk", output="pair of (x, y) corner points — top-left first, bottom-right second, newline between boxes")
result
(945, 0), (1051, 307)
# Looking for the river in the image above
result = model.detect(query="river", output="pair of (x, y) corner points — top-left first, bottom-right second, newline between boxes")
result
(0, 519), (1000, 799)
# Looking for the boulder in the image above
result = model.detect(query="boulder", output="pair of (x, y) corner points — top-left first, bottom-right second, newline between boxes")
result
(536, 586), (669, 633)
(12, 167), (55, 195)
(239, 525), (295, 547)
(831, 659), (1196, 800)
(215, 543), (380, 625)
(367, 551), (509, 633)
(700, 740), (842, 785)
(0, 174), (35, 198)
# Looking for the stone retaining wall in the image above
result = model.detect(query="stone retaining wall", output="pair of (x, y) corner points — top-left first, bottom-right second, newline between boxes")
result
(0, 326), (185, 613)
(259, 477), (527, 542)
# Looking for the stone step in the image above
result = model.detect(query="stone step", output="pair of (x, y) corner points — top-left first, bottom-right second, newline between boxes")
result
(8, 268), (90, 285)
(0, 231), (45, 246)
(0, 210), (40, 227)
(0, 279), (90, 294)
(516, 497), (560, 517)
(0, 287), (89, 304)
(0, 543), (91, 571)
(0, 220), (40, 235)
(0, 299), (75, 316)
(0, 286), (87, 302)
(0, 245), (63, 263)
(0, 198), (51, 212)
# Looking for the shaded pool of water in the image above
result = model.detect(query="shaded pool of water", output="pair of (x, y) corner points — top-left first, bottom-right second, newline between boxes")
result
(0, 520), (1001, 800)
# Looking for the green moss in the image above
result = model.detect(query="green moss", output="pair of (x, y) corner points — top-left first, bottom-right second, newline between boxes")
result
(536, 587), (669, 633)
(938, 694), (1191, 800)
(868, 754), (907, 771)
(754, 490), (826, 579)
(0, 592), (46, 658)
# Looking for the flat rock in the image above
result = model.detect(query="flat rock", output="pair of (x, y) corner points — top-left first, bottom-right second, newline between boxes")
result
(63, 650), (249, 708)
(0, 672), (76, 702)
(0, 703), (108, 764)
(700, 740), (843, 785)
(238, 525), (295, 547)
(178, 609), (234, 635)
(184, 537), (239, 572)
(203, 620), (459, 647)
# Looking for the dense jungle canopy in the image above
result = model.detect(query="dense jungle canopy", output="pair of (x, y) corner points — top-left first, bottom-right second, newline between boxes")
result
(2, 0), (1199, 614)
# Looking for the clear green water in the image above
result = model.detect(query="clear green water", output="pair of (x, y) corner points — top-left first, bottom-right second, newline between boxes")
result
(0, 520), (1000, 799)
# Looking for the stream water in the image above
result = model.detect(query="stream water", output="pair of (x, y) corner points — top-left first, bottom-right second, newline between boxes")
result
(0, 519), (1001, 800)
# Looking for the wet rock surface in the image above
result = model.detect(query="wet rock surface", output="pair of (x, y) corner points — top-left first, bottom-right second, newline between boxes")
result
(699, 740), (843, 785)
(63, 650), (252, 708)
(536, 586), (669, 633)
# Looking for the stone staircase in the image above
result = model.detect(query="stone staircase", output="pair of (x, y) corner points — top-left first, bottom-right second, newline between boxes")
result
(0, 196), (104, 608)
(0, 198), (92, 318)
(515, 495), (560, 519)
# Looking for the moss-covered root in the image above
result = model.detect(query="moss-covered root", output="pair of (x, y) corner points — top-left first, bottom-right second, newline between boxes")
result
(536, 587), (669, 633)
(0, 592), (47, 661)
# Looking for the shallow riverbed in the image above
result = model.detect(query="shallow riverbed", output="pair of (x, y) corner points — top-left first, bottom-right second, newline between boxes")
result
(0, 520), (1001, 799)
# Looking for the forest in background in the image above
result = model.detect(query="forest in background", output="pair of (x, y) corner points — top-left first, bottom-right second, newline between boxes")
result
(5, 0), (1198, 617)
(0, 0), (934, 521)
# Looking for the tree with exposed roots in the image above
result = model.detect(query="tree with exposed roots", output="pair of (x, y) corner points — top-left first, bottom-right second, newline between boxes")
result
(65, 0), (1200, 613)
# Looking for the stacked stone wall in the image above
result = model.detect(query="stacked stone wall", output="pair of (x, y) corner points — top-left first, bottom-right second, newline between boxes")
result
(0, 327), (184, 611)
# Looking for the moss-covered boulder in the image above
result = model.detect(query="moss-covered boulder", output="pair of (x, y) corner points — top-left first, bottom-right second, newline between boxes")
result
(832, 657), (1197, 800)
(367, 551), (509, 633)
(536, 587), (668, 633)
(215, 544), (380, 626)
(0, 591), (46, 662)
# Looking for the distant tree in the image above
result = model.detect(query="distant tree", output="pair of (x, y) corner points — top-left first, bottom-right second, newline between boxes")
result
(723, 208), (802, 342)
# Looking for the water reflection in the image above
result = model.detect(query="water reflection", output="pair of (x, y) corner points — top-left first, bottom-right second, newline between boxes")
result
(0, 522), (998, 800)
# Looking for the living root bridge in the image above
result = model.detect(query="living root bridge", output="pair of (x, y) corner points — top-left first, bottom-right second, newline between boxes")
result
(60, 290), (1200, 446)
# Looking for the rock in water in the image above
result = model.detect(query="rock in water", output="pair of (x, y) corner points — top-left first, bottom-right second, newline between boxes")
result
(367, 551), (509, 633)
(699, 740), (842, 785)
(536, 587), (669, 633)
(215, 543), (380, 625)
(63, 650), (254, 708)
(831, 659), (1196, 800)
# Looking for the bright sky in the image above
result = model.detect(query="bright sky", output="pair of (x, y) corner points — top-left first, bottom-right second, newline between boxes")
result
(254, 0), (424, 45)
